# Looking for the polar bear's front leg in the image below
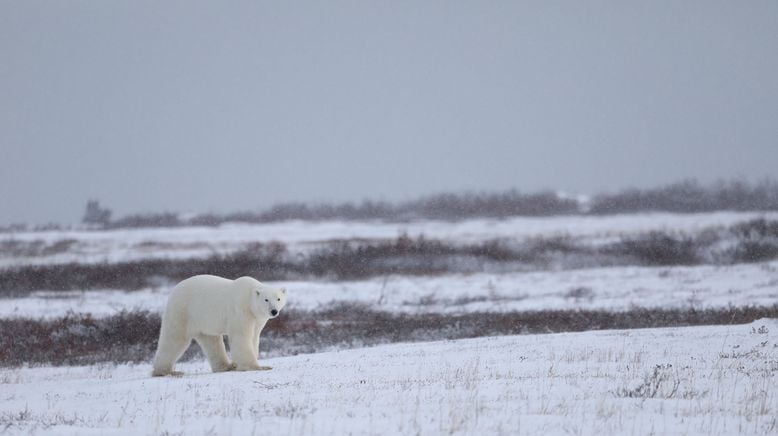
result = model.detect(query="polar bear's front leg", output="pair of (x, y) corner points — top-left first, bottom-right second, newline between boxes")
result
(230, 330), (267, 371)
(252, 325), (272, 371)
(252, 325), (260, 360)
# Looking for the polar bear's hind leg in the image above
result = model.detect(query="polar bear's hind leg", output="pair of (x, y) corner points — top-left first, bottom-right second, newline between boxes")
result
(195, 333), (236, 372)
(151, 324), (191, 377)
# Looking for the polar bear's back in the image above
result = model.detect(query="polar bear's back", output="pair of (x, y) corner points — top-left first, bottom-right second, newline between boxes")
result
(164, 274), (241, 336)
(169, 274), (233, 304)
(174, 274), (233, 293)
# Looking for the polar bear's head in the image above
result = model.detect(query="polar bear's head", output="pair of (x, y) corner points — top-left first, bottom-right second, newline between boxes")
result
(249, 282), (287, 320)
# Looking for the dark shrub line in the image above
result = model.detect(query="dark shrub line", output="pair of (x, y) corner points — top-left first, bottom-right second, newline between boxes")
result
(0, 243), (293, 296)
(1, 220), (778, 295)
(1, 305), (776, 367)
(589, 179), (778, 215)
(0, 239), (78, 258)
(118, 180), (778, 228)
(111, 180), (778, 228)
(103, 190), (581, 229)
(9, 179), (773, 232)
(119, 180), (778, 227)
(604, 232), (704, 266)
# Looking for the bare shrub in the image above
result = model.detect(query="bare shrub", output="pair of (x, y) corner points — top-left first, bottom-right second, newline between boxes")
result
(108, 213), (181, 229)
(731, 218), (778, 239)
(0, 239), (77, 258)
(730, 242), (778, 263)
(727, 219), (778, 263)
(306, 234), (470, 279)
(565, 287), (594, 302)
(615, 364), (679, 399)
(82, 200), (111, 227)
(604, 232), (702, 266)
(0, 242), (290, 296)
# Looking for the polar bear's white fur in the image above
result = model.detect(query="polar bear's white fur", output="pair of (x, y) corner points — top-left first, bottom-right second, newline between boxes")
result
(152, 275), (286, 377)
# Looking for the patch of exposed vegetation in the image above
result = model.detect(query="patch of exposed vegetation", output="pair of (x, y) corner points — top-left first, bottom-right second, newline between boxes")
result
(2, 305), (776, 367)
(2, 220), (778, 295)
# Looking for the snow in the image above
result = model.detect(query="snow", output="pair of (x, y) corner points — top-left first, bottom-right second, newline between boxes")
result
(2, 261), (776, 319)
(1, 211), (775, 267)
(1, 319), (776, 435)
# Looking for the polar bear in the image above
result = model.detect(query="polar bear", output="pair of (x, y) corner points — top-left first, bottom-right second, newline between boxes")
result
(151, 275), (286, 377)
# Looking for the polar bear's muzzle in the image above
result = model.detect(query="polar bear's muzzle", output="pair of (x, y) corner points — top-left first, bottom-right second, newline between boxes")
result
(270, 309), (279, 317)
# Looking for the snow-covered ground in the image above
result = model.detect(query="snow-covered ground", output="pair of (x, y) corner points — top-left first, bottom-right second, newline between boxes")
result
(1, 319), (776, 435)
(1, 211), (775, 267)
(2, 213), (776, 434)
(3, 261), (776, 319)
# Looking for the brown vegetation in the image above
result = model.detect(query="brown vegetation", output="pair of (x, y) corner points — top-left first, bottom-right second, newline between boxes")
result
(58, 180), (778, 231)
(2, 305), (776, 367)
(1, 220), (777, 295)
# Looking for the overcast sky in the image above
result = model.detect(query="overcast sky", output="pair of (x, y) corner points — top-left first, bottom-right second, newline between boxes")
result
(1, 1), (777, 225)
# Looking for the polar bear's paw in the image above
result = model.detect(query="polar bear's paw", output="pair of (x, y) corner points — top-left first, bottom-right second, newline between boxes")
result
(153, 370), (185, 377)
(151, 368), (186, 377)
(213, 362), (237, 372)
(235, 363), (272, 371)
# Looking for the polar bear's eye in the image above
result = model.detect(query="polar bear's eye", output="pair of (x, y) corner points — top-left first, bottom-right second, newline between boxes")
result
(277, 298), (280, 302)
(264, 298), (269, 302)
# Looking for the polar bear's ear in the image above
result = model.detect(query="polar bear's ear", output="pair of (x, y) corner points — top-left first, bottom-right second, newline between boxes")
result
(281, 287), (286, 294)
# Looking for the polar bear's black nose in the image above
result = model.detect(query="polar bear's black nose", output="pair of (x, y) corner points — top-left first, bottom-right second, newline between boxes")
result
(271, 309), (278, 316)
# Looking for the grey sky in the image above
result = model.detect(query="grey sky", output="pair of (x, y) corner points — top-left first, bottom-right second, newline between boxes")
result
(1, 1), (777, 225)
